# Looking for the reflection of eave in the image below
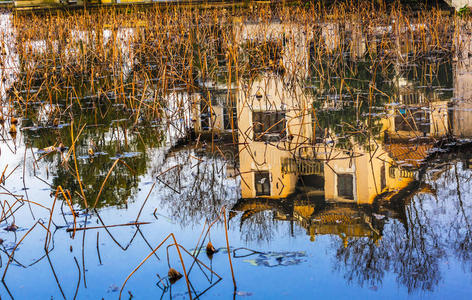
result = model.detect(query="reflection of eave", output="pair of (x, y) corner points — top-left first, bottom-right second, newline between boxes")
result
(383, 140), (434, 168)
(384, 135), (437, 144)
(309, 223), (378, 243)
(376, 142), (435, 225)
(231, 193), (390, 241)
(229, 197), (294, 229)
(163, 131), (238, 161)
(376, 178), (435, 230)
(376, 140), (472, 229)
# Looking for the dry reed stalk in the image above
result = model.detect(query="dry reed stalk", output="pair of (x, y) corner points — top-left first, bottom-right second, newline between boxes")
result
(2, 221), (42, 281)
(66, 221), (150, 232)
(70, 121), (88, 208)
(92, 158), (120, 208)
(119, 233), (192, 300)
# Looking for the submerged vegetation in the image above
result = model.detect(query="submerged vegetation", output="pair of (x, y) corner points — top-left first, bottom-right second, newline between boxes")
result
(1, 1), (472, 298)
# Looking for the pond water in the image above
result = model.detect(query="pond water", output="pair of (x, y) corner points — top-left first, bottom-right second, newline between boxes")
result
(1, 5), (472, 299)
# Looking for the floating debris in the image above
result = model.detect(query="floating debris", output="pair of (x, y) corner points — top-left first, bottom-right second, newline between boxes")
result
(240, 251), (307, 268)
(110, 152), (141, 159)
(108, 284), (119, 293)
(236, 291), (253, 296)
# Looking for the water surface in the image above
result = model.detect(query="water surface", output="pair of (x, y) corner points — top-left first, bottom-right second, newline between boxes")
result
(1, 7), (472, 299)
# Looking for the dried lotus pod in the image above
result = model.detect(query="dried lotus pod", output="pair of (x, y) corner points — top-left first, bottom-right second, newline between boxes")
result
(206, 241), (217, 257)
(168, 268), (182, 284)
(9, 124), (17, 135)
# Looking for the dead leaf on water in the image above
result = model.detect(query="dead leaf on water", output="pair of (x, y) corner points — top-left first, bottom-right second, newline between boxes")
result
(108, 284), (119, 292)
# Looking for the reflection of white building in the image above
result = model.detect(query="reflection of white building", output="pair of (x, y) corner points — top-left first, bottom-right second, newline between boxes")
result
(452, 26), (472, 137)
(14, 0), (151, 8)
(383, 76), (450, 140)
(233, 71), (447, 204)
(0, 14), (18, 103)
(163, 91), (194, 143)
(453, 65), (472, 137)
(233, 72), (450, 205)
(446, 0), (472, 10)
(234, 20), (312, 77)
(191, 84), (238, 135)
(453, 27), (472, 137)
(238, 74), (314, 198)
(18, 26), (137, 78)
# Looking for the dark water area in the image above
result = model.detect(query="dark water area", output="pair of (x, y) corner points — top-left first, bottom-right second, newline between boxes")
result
(1, 5), (472, 299)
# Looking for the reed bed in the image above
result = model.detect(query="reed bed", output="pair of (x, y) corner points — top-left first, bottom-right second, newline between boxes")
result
(1, 2), (460, 124)
(0, 1), (462, 162)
